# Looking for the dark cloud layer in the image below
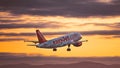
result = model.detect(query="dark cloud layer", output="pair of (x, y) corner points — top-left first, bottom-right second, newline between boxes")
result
(0, 30), (120, 36)
(0, 22), (120, 29)
(0, 0), (120, 17)
(79, 23), (120, 29)
(93, 23), (120, 28)
(0, 23), (62, 29)
(0, 32), (35, 36)
(0, 30), (119, 41)
(44, 30), (120, 36)
(0, 20), (22, 23)
(0, 38), (24, 41)
(0, 52), (120, 65)
(113, 35), (120, 38)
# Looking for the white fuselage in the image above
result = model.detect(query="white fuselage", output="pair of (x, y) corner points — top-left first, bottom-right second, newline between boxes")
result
(37, 32), (82, 48)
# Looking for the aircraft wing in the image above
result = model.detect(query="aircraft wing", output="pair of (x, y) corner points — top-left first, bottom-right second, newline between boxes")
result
(71, 40), (88, 43)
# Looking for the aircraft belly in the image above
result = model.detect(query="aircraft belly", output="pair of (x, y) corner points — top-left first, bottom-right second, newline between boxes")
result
(45, 42), (68, 48)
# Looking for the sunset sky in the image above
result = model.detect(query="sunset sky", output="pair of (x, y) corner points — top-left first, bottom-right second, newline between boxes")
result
(0, 0), (120, 57)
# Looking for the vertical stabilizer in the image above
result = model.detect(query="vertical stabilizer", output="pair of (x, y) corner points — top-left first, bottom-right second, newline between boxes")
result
(36, 30), (47, 43)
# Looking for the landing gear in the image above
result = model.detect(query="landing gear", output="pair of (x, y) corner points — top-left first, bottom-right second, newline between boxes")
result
(67, 44), (71, 51)
(53, 48), (57, 51)
(67, 48), (71, 51)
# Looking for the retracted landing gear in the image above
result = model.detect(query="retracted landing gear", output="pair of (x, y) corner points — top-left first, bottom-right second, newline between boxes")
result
(53, 48), (57, 51)
(67, 44), (71, 51)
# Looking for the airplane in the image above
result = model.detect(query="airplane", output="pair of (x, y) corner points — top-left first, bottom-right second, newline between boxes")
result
(25, 30), (88, 51)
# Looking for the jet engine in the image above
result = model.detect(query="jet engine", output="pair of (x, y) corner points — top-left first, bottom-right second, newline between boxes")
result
(72, 42), (82, 47)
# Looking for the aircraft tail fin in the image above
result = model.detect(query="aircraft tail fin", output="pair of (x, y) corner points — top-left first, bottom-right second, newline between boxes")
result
(36, 30), (47, 43)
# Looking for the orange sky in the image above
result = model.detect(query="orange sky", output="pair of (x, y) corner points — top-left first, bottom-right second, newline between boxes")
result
(0, 13), (120, 57)
(0, 0), (120, 57)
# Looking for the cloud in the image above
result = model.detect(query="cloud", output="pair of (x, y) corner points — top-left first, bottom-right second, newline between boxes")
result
(0, 0), (120, 17)
(0, 32), (35, 36)
(0, 16), (18, 18)
(0, 52), (120, 65)
(113, 35), (120, 38)
(0, 30), (120, 36)
(43, 30), (120, 36)
(78, 23), (120, 29)
(0, 20), (22, 23)
(0, 23), (62, 29)
(81, 30), (120, 35)
(0, 30), (119, 41)
(1, 62), (120, 68)
(93, 23), (120, 28)
(0, 38), (24, 41)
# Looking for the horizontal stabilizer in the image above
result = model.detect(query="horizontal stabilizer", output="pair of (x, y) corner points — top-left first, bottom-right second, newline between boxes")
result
(24, 40), (39, 44)
(27, 44), (36, 46)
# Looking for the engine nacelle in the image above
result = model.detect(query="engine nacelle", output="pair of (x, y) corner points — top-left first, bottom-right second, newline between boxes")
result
(72, 42), (82, 47)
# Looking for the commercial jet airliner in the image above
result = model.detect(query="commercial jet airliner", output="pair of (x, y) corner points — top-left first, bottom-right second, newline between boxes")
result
(25, 30), (88, 51)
